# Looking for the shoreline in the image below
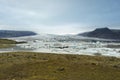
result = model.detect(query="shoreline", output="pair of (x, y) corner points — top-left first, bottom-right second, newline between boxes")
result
(0, 50), (120, 58)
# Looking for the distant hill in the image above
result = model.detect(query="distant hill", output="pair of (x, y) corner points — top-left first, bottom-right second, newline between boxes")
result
(78, 27), (120, 40)
(0, 30), (37, 38)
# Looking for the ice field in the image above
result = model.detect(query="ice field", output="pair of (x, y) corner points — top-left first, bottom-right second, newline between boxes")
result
(1, 34), (120, 57)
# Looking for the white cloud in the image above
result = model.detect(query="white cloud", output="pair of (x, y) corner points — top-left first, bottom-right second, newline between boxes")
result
(0, 0), (68, 20)
(0, 0), (82, 35)
(1, 0), (117, 34)
(0, 0), (108, 35)
(0, 23), (90, 35)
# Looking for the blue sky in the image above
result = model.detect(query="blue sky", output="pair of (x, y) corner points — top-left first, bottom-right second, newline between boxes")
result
(0, 0), (120, 34)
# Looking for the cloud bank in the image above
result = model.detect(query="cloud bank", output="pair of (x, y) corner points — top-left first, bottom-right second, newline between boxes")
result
(0, 0), (120, 34)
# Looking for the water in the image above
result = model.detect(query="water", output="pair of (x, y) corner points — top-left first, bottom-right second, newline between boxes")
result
(0, 35), (120, 58)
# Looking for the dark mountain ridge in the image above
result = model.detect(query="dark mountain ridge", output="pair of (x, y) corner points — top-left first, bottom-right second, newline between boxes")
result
(78, 27), (120, 40)
(0, 30), (37, 38)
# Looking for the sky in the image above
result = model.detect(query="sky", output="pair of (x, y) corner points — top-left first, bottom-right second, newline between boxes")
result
(0, 0), (120, 35)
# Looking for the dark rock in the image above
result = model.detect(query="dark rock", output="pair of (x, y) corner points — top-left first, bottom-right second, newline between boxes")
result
(91, 63), (97, 65)
(57, 67), (65, 71)
(0, 30), (37, 38)
(78, 27), (120, 40)
(113, 64), (120, 68)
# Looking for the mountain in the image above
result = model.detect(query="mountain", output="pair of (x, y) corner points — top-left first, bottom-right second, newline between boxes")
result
(0, 30), (37, 38)
(78, 27), (120, 40)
